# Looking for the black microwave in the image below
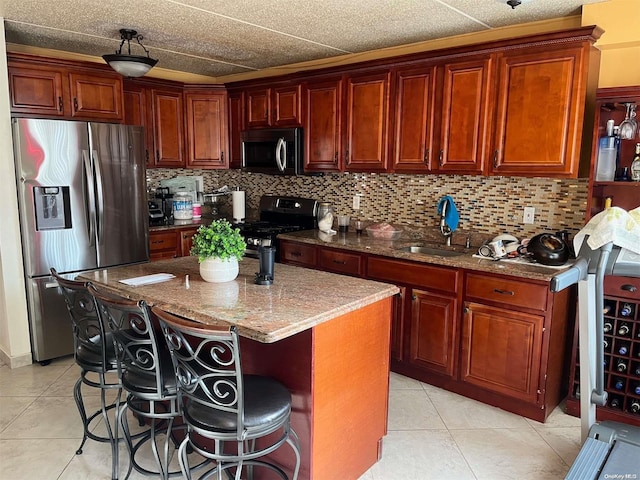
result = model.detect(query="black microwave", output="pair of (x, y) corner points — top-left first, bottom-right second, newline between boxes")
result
(241, 128), (303, 175)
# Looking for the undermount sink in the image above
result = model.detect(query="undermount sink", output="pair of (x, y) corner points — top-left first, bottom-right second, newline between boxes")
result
(396, 245), (465, 257)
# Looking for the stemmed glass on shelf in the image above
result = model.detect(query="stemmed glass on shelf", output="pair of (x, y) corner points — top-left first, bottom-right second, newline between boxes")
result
(618, 103), (638, 140)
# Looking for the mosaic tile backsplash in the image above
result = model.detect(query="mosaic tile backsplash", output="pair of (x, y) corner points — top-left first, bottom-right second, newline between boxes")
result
(147, 168), (588, 241)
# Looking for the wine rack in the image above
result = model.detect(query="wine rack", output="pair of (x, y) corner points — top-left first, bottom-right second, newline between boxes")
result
(566, 276), (640, 426)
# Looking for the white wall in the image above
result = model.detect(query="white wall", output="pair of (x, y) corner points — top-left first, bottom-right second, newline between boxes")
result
(0, 20), (32, 368)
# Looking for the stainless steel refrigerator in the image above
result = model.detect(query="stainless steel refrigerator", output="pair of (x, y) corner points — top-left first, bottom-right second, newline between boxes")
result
(12, 118), (149, 363)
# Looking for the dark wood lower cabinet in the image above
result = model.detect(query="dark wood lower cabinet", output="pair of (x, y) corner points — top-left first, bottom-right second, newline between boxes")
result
(280, 239), (574, 422)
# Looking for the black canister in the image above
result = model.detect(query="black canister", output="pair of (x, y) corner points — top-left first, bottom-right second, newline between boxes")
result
(255, 245), (276, 285)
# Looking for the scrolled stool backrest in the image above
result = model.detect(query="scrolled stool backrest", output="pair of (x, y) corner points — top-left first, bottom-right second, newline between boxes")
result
(153, 308), (245, 438)
(88, 285), (167, 395)
(50, 268), (105, 359)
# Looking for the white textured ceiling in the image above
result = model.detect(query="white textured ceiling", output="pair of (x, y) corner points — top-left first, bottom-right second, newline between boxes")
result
(0, 0), (606, 81)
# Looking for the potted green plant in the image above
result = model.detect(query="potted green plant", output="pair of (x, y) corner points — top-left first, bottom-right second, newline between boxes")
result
(190, 219), (246, 283)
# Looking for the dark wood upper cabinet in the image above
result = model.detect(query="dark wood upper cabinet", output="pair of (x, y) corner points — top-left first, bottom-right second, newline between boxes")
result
(227, 91), (244, 169)
(8, 64), (67, 117)
(304, 77), (343, 172)
(490, 45), (593, 177)
(150, 88), (185, 168)
(245, 85), (302, 128)
(8, 55), (124, 122)
(68, 72), (123, 121)
(123, 82), (152, 167)
(437, 56), (493, 175)
(391, 65), (437, 173)
(185, 91), (228, 169)
(344, 71), (390, 172)
(246, 87), (271, 128)
(272, 85), (302, 127)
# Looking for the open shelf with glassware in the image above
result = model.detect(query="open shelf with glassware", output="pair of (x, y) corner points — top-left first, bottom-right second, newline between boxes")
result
(587, 86), (640, 218)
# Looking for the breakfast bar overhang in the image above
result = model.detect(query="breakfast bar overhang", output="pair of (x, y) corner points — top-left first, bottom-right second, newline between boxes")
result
(80, 256), (399, 480)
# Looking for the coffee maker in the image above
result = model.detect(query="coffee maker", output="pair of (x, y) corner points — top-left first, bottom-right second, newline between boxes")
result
(154, 187), (173, 224)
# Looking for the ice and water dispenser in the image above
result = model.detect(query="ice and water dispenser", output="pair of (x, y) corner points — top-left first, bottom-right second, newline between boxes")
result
(33, 186), (71, 230)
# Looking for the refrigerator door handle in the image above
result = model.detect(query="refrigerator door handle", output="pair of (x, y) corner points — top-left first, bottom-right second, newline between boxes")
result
(82, 150), (97, 247)
(92, 150), (105, 245)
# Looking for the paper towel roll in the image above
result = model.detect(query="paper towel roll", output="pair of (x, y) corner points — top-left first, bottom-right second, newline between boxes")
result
(232, 191), (245, 223)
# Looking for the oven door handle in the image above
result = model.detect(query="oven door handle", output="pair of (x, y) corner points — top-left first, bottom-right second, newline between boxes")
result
(276, 137), (286, 172)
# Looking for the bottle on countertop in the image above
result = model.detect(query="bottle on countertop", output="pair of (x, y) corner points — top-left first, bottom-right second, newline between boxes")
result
(631, 143), (640, 181)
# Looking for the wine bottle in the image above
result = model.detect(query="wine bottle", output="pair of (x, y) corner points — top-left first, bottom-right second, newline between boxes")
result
(620, 303), (634, 317)
(610, 397), (621, 408)
(631, 142), (640, 182)
(618, 343), (629, 356)
(618, 323), (630, 336)
(616, 360), (628, 373)
(603, 303), (614, 315)
(603, 321), (613, 333)
(635, 383), (640, 396)
(614, 378), (625, 390)
(631, 400), (640, 414)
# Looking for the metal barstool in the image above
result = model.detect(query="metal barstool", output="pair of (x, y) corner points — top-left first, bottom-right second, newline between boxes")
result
(89, 284), (185, 479)
(153, 306), (301, 480)
(50, 268), (122, 480)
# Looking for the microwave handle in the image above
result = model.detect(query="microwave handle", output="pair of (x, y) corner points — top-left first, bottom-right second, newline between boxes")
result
(276, 137), (286, 172)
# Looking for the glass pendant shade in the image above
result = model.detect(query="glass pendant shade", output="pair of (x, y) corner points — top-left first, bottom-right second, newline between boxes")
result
(103, 29), (158, 78)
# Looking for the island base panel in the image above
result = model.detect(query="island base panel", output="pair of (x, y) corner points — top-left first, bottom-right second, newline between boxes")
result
(241, 298), (392, 479)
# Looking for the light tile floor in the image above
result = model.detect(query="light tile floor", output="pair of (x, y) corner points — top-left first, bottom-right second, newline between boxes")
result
(0, 356), (582, 479)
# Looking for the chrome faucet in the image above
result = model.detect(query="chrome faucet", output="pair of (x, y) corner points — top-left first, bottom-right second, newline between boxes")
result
(440, 201), (452, 247)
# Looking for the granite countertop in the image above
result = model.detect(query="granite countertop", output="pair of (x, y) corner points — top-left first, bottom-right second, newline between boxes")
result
(278, 230), (574, 283)
(78, 256), (399, 343)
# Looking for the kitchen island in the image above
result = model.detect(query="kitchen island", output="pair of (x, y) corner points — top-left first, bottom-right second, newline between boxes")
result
(80, 256), (399, 480)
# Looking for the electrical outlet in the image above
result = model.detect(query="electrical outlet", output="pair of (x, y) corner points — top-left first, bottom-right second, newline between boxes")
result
(353, 195), (361, 210)
(523, 206), (535, 224)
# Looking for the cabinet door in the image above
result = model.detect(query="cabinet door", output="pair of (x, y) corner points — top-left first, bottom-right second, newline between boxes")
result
(8, 65), (67, 117)
(228, 91), (244, 169)
(491, 46), (587, 177)
(437, 56), (493, 175)
(185, 92), (228, 169)
(69, 72), (123, 121)
(273, 85), (302, 127)
(179, 228), (199, 257)
(461, 302), (544, 402)
(123, 83), (152, 166)
(345, 71), (390, 172)
(408, 289), (458, 377)
(151, 89), (185, 167)
(391, 66), (437, 172)
(246, 87), (271, 128)
(304, 78), (343, 172)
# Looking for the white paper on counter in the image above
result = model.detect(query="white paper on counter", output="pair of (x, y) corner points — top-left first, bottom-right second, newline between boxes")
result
(232, 190), (245, 222)
(119, 273), (176, 286)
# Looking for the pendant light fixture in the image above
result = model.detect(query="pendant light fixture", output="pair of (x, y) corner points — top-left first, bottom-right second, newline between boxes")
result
(102, 29), (158, 78)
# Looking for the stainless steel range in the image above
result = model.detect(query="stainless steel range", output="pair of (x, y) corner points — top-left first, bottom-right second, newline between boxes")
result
(236, 195), (319, 259)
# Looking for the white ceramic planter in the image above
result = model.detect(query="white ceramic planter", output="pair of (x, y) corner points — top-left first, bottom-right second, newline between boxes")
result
(199, 257), (239, 283)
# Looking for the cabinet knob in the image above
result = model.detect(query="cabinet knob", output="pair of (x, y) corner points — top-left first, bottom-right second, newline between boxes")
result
(412, 294), (417, 301)
(424, 148), (429, 164)
(58, 96), (63, 112)
(439, 149), (444, 166)
(493, 150), (499, 168)
(73, 98), (79, 112)
(463, 307), (470, 314)
(334, 152), (338, 164)
(221, 151), (224, 162)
